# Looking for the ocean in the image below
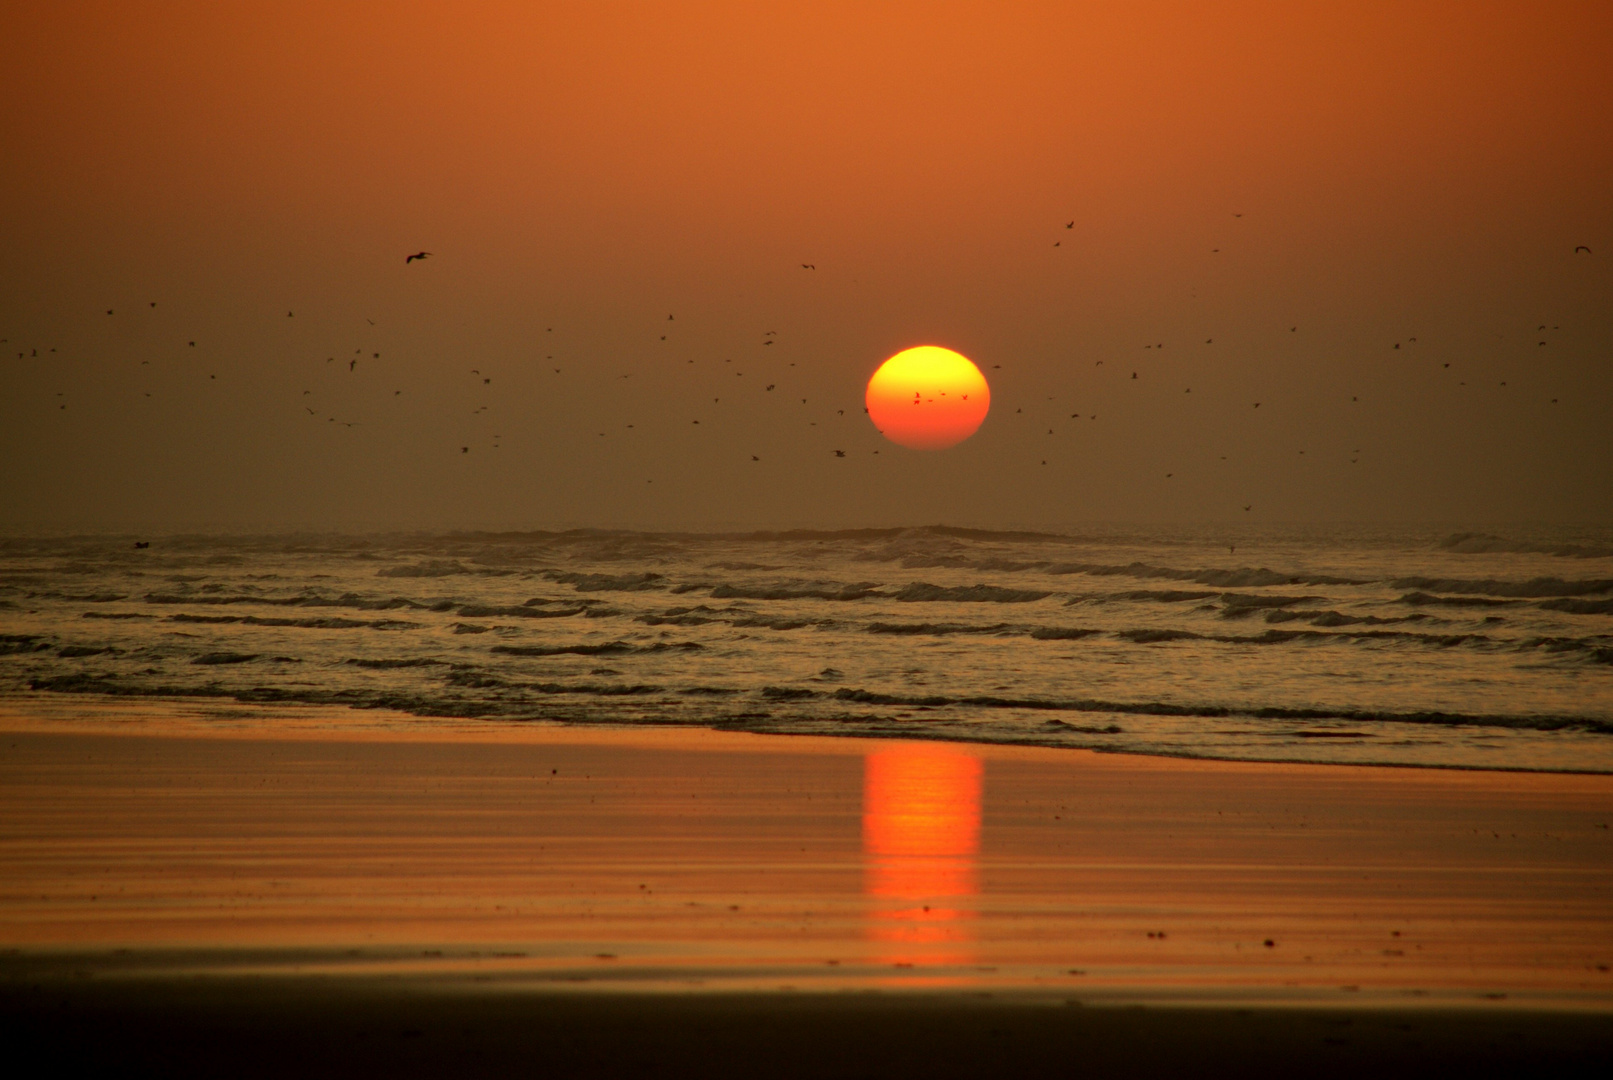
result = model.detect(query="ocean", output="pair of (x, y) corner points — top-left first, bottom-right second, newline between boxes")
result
(2, 525), (1609, 773)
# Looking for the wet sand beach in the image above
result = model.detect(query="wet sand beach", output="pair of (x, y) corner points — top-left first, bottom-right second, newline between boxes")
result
(2, 695), (1610, 1075)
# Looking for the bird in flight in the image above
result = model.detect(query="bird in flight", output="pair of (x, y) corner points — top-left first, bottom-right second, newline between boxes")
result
(801, 263), (815, 270)
(349, 359), (357, 372)
(405, 252), (432, 264)
(1575, 246), (1592, 254)
(1243, 504), (1252, 512)
(1065, 221), (1074, 228)
(833, 450), (846, 457)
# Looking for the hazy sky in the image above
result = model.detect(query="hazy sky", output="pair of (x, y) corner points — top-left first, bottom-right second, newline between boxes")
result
(2, 1), (1609, 531)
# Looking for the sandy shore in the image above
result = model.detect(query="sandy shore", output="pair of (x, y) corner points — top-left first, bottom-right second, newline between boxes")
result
(2, 694), (1610, 1074)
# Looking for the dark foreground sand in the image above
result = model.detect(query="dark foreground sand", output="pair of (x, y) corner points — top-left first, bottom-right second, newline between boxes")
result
(2, 695), (1610, 1076)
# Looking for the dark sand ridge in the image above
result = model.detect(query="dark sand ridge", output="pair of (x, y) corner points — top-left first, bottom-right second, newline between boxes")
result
(1, 694), (1610, 1075)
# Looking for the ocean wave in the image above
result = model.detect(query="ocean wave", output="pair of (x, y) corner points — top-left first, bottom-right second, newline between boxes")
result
(438, 668), (666, 695)
(167, 614), (420, 630)
(376, 560), (474, 577)
(1518, 637), (1613, 663)
(1217, 594), (1325, 618)
(543, 571), (666, 592)
(1061, 563), (1364, 587)
(24, 591), (129, 602)
(894, 583), (1052, 603)
(1398, 591), (1518, 607)
(20, 675), (1613, 741)
(825, 687), (1611, 732)
(1109, 627), (1494, 648)
(1439, 532), (1613, 559)
(490, 641), (703, 657)
(0, 635), (49, 656)
(143, 592), (454, 612)
(1263, 609), (1427, 627)
(1389, 576), (1613, 598)
(895, 555), (1044, 572)
(710, 582), (883, 601)
(635, 613), (720, 626)
(729, 615), (825, 630)
(867, 622), (1012, 635)
(1029, 627), (1100, 640)
(454, 604), (588, 619)
(761, 686), (818, 700)
(1116, 629), (1203, 643)
(1540, 597), (1613, 615)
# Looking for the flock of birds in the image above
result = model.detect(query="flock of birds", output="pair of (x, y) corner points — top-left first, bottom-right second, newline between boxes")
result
(3, 227), (1595, 510)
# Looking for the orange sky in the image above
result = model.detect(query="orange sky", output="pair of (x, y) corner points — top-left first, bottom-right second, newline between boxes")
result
(1, 1), (1609, 529)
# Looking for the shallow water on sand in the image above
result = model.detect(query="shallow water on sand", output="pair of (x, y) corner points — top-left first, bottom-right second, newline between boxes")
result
(2, 524), (1610, 771)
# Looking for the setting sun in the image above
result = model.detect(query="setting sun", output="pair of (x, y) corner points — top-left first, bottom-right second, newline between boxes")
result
(865, 346), (991, 450)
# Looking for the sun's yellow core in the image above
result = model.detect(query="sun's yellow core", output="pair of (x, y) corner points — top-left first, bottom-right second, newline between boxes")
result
(865, 346), (991, 450)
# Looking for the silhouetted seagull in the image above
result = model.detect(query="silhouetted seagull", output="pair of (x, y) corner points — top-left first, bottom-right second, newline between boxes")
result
(833, 450), (845, 457)
(1575, 246), (1592, 254)
(405, 252), (432, 263)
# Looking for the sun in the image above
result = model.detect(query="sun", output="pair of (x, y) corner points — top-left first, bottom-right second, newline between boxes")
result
(865, 346), (991, 450)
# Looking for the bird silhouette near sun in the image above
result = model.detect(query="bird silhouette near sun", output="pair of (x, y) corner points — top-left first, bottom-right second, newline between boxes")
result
(865, 346), (991, 450)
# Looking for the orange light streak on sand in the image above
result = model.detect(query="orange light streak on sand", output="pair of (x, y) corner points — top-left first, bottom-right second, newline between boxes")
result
(863, 743), (982, 967)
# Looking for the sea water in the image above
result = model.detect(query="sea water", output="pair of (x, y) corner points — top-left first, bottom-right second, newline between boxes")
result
(2, 525), (1609, 772)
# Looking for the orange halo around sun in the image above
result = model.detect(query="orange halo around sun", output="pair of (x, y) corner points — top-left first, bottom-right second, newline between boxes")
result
(865, 346), (990, 450)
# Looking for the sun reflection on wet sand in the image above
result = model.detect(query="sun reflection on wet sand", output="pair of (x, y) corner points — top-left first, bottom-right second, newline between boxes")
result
(863, 743), (982, 971)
